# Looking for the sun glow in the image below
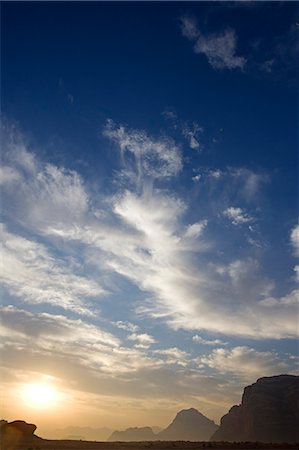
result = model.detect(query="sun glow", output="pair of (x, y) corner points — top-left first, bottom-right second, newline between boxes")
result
(22, 382), (59, 409)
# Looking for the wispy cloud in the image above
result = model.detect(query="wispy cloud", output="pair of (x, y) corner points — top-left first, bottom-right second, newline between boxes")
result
(181, 122), (203, 150)
(193, 335), (227, 346)
(161, 107), (204, 151)
(180, 15), (246, 70)
(114, 321), (139, 333)
(223, 206), (253, 226)
(153, 347), (189, 367)
(290, 224), (299, 283)
(202, 166), (269, 201)
(2, 124), (89, 233)
(290, 224), (299, 257)
(128, 333), (157, 349)
(0, 307), (163, 385)
(185, 220), (208, 239)
(200, 346), (297, 382)
(103, 119), (182, 182)
(0, 224), (105, 315)
(293, 266), (299, 283)
(1, 121), (298, 343)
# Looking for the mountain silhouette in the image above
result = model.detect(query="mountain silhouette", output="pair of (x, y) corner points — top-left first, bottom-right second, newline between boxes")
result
(157, 407), (218, 441)
(108, 426), (157, 441)
(107, 408), (218, 441)
(211, 374), (299, 443)
(51, 426), (112, 441)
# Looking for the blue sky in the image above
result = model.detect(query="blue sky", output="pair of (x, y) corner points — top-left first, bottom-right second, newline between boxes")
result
(1, 0), (298, 436)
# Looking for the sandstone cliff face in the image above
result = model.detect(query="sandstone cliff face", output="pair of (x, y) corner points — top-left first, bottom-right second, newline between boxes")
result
(212, 375), (299, 443)
(0, 420), (39, 450)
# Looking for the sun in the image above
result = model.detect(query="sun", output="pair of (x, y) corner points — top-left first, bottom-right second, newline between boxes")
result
(22, 382), (59, 409)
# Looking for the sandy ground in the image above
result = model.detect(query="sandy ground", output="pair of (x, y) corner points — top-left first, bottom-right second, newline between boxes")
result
(33, 439), (299, 450)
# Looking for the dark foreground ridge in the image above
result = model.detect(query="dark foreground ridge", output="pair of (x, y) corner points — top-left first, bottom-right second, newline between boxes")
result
(212, 375), (299, 443)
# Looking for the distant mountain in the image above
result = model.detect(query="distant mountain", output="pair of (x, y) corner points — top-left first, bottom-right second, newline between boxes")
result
(51, 426), (112, 441)
(157, 408), (218, 441)
(108, 408), (218, 442)
(211, 374), (299, 443)
(108, 426), (158, 441)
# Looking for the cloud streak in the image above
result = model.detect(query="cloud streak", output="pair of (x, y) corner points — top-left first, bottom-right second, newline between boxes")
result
(0, 224), (105, 315)
(1, 121), (298, 346)
(180, 15), (246, 70)
(103, 119), (182, 182)
(223, 207), (253, 226)
(200, 346), (297, 382)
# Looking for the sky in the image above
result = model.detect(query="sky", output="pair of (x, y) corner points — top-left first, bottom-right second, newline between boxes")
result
(1, 0), (298, 439)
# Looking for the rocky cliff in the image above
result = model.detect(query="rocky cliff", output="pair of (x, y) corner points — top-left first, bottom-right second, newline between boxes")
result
(157, 407), (218, 441)
(211, 375), (299, 443)
(0, 420), (40, 449)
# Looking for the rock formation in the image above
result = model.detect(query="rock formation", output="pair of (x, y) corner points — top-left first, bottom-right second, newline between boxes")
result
(108, 426), (157, 441)
(211, 374), (299, 443)
(0, 420), (39, 449)
(157, 407), (218, 441)
(108, 408), (218, 442)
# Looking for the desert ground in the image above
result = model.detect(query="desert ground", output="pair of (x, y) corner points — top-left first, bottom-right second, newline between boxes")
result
(29, 439), (299, 450)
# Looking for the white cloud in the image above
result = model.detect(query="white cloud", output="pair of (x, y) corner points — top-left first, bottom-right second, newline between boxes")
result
(192, 174), (201, 182)
(181, 15), (200, 41)
(0, 224), (105, 315)
(0, 166), (21, 185)
(180, 16), (246, 70)
(0, 305), (119, 348)
(223, 206), (253, 225)
(185, 220), (207, 239)
(114, 321), (139, 332)
(0, 306), (157, 375)
(290, 225), (299, 282)
(208, 169), (222, 179)
(216, 258), (274, 299)
(128, 333), (157, 348)
(200, 346), (296, 382)
(260, 289), (299, 307)
(1, 133), (89, 232)
(103, 119), (182, 180)
(290, 224), (299, 256)
(182, 122), (203, 150)
(161, 108), (203, 151)
(192, 335), (227, 346)
(153, 347), (189, 367)
(1, 122), (298, 343)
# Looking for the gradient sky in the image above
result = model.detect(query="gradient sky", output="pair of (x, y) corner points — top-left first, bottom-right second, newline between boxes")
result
(1, 0), (298, 438)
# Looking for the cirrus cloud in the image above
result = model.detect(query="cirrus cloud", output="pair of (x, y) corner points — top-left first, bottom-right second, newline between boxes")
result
(180, 15), (246, 70)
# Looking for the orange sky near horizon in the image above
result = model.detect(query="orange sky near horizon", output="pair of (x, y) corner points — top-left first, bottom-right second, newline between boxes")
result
(1, 375), (233, 438)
